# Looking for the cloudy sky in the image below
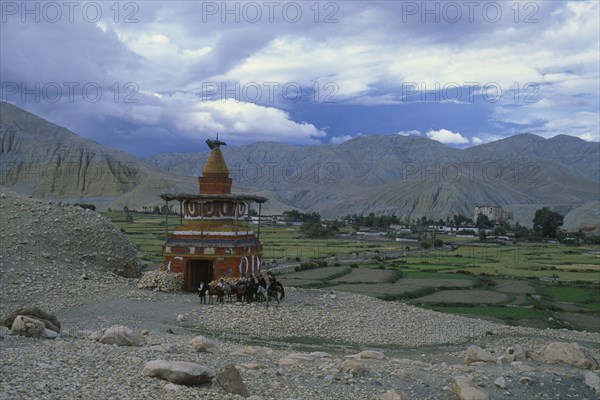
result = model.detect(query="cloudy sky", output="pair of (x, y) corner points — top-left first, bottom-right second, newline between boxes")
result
(1, 1), (598, 156)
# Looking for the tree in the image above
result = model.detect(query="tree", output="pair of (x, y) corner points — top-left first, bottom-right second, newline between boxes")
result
(475, 213), (492, 229)
(420, 240), (432, 249)
(514, 222), (530, 239)
(283, 210), (303, 222)
(453, 214), (471, 227)
(299, 221), (338, 238)
(532, 207), (564, 238)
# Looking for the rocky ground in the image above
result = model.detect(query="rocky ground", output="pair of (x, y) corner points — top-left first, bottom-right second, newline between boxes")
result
(0, 189), (140, 317)
(1, 189), (599, 399)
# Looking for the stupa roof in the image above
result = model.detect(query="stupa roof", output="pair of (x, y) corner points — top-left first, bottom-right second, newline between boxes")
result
(202, 147), (229, 177)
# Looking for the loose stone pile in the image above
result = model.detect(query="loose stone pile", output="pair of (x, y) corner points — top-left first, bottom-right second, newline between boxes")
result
(0, 188), (141, 315)
(0, 189), (140, 278)
(138, 270), (184, 292)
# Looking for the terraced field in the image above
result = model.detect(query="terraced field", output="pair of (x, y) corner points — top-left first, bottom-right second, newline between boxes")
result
(102, 213), (600, 333)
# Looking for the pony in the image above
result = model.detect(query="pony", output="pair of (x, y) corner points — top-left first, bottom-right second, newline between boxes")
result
(267, 282), (285, 305)
(206, 285), (215, 305)
(244, 281), (257, 302)
(209, 283), (232, 304)
(255, 285), (267, 302)
(230, 283), (246, 302)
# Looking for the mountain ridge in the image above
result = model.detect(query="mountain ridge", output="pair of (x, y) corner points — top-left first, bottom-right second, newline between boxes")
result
(2, 101), (598, 229)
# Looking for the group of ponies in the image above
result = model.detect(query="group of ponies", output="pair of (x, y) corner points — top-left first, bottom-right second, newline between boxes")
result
(200, 279), (284, 306)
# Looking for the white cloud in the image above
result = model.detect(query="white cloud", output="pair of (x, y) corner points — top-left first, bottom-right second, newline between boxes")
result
(536, 112), (600, 142)
(578, 132), (597, 142)
(396, 130), (422, 137)
(182, 47), (212, 58)
(426, 129), (469, 144)
(330, 135), (355, 144)
(137, 93), (325, 144)
(469, 133), (507, 145)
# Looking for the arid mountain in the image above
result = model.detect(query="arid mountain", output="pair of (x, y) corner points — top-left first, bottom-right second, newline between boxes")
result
(2, 102), (598, 227)
(0, 102), (295, 214)
(148, 133), (599, 226)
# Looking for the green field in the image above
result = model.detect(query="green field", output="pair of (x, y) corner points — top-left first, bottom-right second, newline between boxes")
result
(103, 211), (181, 264)
(103, 212), (600, 332)
(259, 226), (401, 259)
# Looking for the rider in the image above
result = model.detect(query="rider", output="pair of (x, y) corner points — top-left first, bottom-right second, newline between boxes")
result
(237, 275), (246, 285)
(276, 279), (285, 300)
(268, 276), (278, 294)
(197, 281), (208, 304)
(258, 273), (267, 289)
(217, 278), (225, 289)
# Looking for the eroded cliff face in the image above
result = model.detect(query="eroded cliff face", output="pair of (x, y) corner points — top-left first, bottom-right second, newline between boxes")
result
(1, 102), (143, 205)
(0, 102), (294, 214)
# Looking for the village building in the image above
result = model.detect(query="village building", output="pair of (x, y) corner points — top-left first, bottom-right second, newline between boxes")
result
(159, 137), (268, 291)
(473, 205), (513, 223)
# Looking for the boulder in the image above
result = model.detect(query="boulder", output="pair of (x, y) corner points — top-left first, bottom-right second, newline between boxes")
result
(359, 350), (386, 360)
(148, 343), (178, 353)
(143, 360), (215, 386)
(216, 364), (250, 397)
(277, 358), (303, 366)
(378, 390), (405, 400)
(518, 376), (533, 385)
(286, 352), (314, 361)
(190, 335), (218, 353)
(503, 344), (526, 362)
(584, 371), (600, 394)
(2, 306), (61, 333)
(236, 346), (272, 356)
(464, 345), (496, 364)
(43, 328), (60, 339)
(496, 355), (511, 364)
(339, 359), (365, 376)
(99, 325), (144, 347)
(394, 369), (411, 381)
(538, 342), (599, 370)
(451, 376), (490, 400)
(163, 383), (181, 392)
(89, 329), (105, 341)
(494, 376), (508, 389)
(10, 316), (46, 338)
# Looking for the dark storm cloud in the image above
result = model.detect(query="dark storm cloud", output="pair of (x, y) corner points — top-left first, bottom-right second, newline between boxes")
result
(0, 1), (597, 155)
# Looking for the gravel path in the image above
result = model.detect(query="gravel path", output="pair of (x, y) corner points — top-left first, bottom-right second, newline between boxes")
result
(2, 285), (600, 400)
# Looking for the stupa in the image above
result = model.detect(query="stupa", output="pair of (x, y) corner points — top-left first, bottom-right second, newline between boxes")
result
(159, 136), (268, 291)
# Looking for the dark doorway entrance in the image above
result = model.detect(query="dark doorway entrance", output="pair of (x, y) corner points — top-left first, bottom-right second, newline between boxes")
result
(186, 260), (214, 291)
